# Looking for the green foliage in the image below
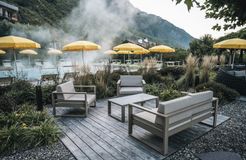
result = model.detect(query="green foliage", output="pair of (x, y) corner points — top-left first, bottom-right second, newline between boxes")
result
(159, 89), (183, 101)
(6, 80), (36, 105)
(196, 81), (240, 102)
(42, 84), (57, 105)
(143, 71), (163, 84)
(0, 104), (60, 154)
(0, 94), (17, 113)
(145, 83), (183, 101)
(189, 34), (215, 57)
(159, 67), (185, 80)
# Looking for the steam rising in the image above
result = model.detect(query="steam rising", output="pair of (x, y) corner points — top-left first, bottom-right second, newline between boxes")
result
(11, 0), (137, 65)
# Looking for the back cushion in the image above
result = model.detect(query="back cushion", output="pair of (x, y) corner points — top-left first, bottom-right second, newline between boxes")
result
(234, 70), (245, 77)
(120, 75), (143, 87)
(157, 95), (193, 114)
(188, 91), (213, 104)
(56, 81), (75, 100)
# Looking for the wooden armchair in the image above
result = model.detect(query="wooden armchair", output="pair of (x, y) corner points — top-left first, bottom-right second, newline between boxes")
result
(52, 81), (96, 117)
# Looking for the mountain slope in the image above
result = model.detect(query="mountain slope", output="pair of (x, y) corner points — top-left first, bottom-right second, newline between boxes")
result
(1, 0), (194, 48)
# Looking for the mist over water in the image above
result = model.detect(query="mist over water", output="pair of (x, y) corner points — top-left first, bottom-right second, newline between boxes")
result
(2, 0), (138, 79)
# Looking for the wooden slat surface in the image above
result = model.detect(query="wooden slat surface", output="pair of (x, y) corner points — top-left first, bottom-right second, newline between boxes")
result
(54, 99), (229, 160)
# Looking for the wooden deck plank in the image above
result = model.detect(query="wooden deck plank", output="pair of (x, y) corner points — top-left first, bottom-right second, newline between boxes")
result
(59, 120), (104, 160)
(82, 116), (161, 160)
(67, 118), (129, 160)
(62, 119), (118, 160)
(55, 99), (229, 160)
(86, 108), (164, 159)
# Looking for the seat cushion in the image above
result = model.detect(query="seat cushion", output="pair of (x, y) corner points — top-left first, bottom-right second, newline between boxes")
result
(120, 75), (143, 87)
(67, 94), (96, 105)
(56, 81), (75, 100)
(119, 87), (144, 95)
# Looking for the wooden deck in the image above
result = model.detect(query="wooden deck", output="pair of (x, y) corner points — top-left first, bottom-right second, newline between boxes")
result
(54, 99), (229, 160)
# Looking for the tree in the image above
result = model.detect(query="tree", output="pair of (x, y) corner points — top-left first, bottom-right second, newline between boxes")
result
(189, 34), (214, 57)
(175, 0), (246, 30)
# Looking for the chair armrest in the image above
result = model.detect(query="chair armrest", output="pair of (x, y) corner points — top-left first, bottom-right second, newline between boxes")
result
(129, 103), (167, 118)
(52, 91), (87, 95)
(181, 91), (190, 95)
(74, 85), (96, 94)
(142, 80), (146, 85)
(117, 80), (121, 85)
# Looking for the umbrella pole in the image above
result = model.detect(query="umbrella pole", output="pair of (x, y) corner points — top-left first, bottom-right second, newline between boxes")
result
(14, 50), (18, 78)
(81, 50), (85, 66)
(124, 55), (125, 64)
(232, 51), (236, 69)
(29, 55), (31, 66)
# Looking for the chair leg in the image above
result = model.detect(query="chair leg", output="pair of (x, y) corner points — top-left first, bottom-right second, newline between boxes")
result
(85, 103), (88, 117)
(128, 105), (133, 135)
(162, 134), (168, 155)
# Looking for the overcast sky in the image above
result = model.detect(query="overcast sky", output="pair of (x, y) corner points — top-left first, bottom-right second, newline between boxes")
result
(129, 0), (242, 39)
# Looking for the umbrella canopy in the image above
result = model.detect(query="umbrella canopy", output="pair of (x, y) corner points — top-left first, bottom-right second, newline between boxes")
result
(48, 48), (63, 55)
(149, 45), (175, 53)
(117, 50), (133, 54)
(213, 38), (246, 69)
(104, 50), (117, 55)
(113, 43), (145, 51)
(19, 49), (38, 55)
(0, 49), (6, 55)
(0, 36), (41, 49)
(62, 41), (101, 51)
(62, 40), (101, 65)
(0, 35), (40, 77)
(133, 48), (150, 54)
(213, 38), (246, 49)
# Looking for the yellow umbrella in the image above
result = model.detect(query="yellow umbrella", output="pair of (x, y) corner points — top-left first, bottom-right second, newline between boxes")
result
(62, 40), (101, 65)
(104, 50), (117, 55)
(149, 45), (175, 62)
(0, 36), (41, 77)
(0, 36), (41, 49)
(19, 49), (38, 65)
(213, 38), (246, 68)
(213, 38), (246, 49)
(0, 49), (6, 55)
(113, 43), (145, 51)
(48, 48), (63, 55)
(19, 49), (38, 55)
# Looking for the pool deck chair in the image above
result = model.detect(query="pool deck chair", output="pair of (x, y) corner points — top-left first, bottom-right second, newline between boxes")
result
(52, 81), (96, 117)
(117, 75), (146, 96)
(128, 91), (218, 155)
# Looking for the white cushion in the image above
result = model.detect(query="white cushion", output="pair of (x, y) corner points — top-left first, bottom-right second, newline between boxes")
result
(188, 91), (213, 104)
(157, 95), (192, 114)
(56, 81), (75, 100)
(234, 70), (245, 77)
(119, 87), (143, 95)
(67, 94), (96, 105)
(120, 75), (143, 87)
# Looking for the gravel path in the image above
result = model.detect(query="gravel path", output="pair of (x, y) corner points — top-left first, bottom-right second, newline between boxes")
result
(0, 140), (75, 160)
(166, 100), (246, 160)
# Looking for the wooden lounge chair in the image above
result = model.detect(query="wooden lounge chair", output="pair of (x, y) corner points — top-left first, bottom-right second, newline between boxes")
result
(128, 91), (218, 155)
(52, 81), (96, 117)
(117, 75), (146, 96)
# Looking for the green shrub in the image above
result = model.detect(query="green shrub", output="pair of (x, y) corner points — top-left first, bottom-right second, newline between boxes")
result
(159, 67), (185, 80)
(159, 89), (184, 101)
(0, 94), (17, 113)
(5, 80), (36, 105)
(42, 84), (56, 105)
(146, 83), (183, 101)
(0, 104), (60, 154)
(143, 72), (163, 84)
(196, 81), (240, 102)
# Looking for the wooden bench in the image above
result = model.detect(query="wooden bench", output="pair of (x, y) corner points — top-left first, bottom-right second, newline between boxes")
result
(128, 91), (218, 155)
